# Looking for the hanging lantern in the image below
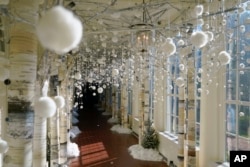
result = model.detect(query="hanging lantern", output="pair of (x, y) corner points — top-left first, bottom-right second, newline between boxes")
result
(135, 30), (153, 53)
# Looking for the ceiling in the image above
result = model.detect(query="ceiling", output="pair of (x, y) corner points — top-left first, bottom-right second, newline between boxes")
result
(0, 0), (241, 84)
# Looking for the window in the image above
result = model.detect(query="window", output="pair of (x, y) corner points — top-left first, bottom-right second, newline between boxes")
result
(195, 49), (202, 146)
(225, 4), (250, 161)
(166, 55), (179, 135)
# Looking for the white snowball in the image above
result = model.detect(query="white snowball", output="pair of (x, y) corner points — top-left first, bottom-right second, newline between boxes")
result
(163, 38), (176, 56)
(205, 31), (214, 42)
(35, 96), (57, 118)
(179, 64), (185, 71)
(195, 5), (203, 16)
(36, 6), (83, 54)
(0, 139), (8, 153)
(0, 67), (9, 81)
(74, 72), (81, 80)
(97, 87), (103, 93)
(197, 19), (204, 25)
(240, 25), (245, 33)
(190, 31), (208, 48)
(112, 69), (119, 76)
(54, 96), (65, 109)
(175, 77), (185, 87)
(177, 39), (185, 46)
(239, 112), (245, 117)
(218, 51), (231, 65)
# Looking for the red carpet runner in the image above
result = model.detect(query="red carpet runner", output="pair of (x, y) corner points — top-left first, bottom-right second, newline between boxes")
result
(69, 105), (168, 167)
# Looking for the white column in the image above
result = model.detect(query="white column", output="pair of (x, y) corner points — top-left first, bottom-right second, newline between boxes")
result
(32, 116), (47, 167)
(199, 45), (226, 166)
(4, 1), (39, 166)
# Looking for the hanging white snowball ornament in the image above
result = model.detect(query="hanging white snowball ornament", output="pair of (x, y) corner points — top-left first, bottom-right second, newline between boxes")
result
(190, 31), (208, 48)
(177, 39), (185, 46)
(175, 77), (185, 87)
(163, 38), (176, 56)
(194, 5), (203, 16)
(36, 6), (83, 54)
(218, 51), (231, 65)
(93, 92), (96, 96)
(35, 96), (57, 118)
(205, 31), (214, 42)
(74, 72), (81, 80)
(0, 139), (8, 153)
(97, 87), (103, 94)
(179, 64), (185, 71)
(0, 67), (9, 81)
(197, 19), (204, 25)
(240, 25), (246, 33)
(112, 69), (119, 76)
(54, 96), (65, 109)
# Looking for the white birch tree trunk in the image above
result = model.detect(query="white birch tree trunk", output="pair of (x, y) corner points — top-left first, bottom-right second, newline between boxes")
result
(4, 1), (39, 166)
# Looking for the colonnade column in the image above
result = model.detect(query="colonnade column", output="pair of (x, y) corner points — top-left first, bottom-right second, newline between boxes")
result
(199, 45), (225, 166)
(4, 0), (39, 166)
(185, 53), (196, 167)
(177, 61), (185, 167)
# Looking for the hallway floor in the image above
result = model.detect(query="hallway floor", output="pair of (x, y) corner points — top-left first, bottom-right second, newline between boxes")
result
(69, 104), (168, 167)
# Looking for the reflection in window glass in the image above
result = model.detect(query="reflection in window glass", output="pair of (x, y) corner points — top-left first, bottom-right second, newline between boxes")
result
(226, 104), (236, 134)
(239, 70), (250, 102)
(225, 3), (250, 161)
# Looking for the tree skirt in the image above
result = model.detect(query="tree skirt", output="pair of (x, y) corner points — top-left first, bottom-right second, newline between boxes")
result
(128, 144), (163, 161)
(110, 124), (132, 134)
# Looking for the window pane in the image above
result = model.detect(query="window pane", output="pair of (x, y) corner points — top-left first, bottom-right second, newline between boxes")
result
(226, 104), (236, 134)
(239, 70), (250, 101)
(196, 123), (200, 146)
(238, 105), (250, 138)
(226, 70), (236, 100)
(196, 100), (200, 123)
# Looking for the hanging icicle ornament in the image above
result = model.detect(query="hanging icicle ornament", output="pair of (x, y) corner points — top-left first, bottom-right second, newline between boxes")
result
(190, 31), (208, 48)
(175, 77), (185, 87)
(0, 139), (9, 153)
(54, 96), (65, 109)
(0, 67), (9, 81)
(36, 5), (83, 54)
(218, 51), (231, 65)
(34, 81), (57, 118)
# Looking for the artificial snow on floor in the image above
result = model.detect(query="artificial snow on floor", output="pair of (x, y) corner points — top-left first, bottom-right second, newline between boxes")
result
(110, 124), (132, 134)
(102, 111), (112, 116)
(107, 117), (119, 124)
(128, 144), (163, 161)
(67, 142), (80, 158)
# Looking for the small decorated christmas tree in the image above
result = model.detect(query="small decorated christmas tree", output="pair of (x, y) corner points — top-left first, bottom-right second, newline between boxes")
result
(142, 121), (159, 149)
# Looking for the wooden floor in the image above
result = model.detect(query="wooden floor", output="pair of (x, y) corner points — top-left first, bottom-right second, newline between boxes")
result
(69, 103), (168, 167)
